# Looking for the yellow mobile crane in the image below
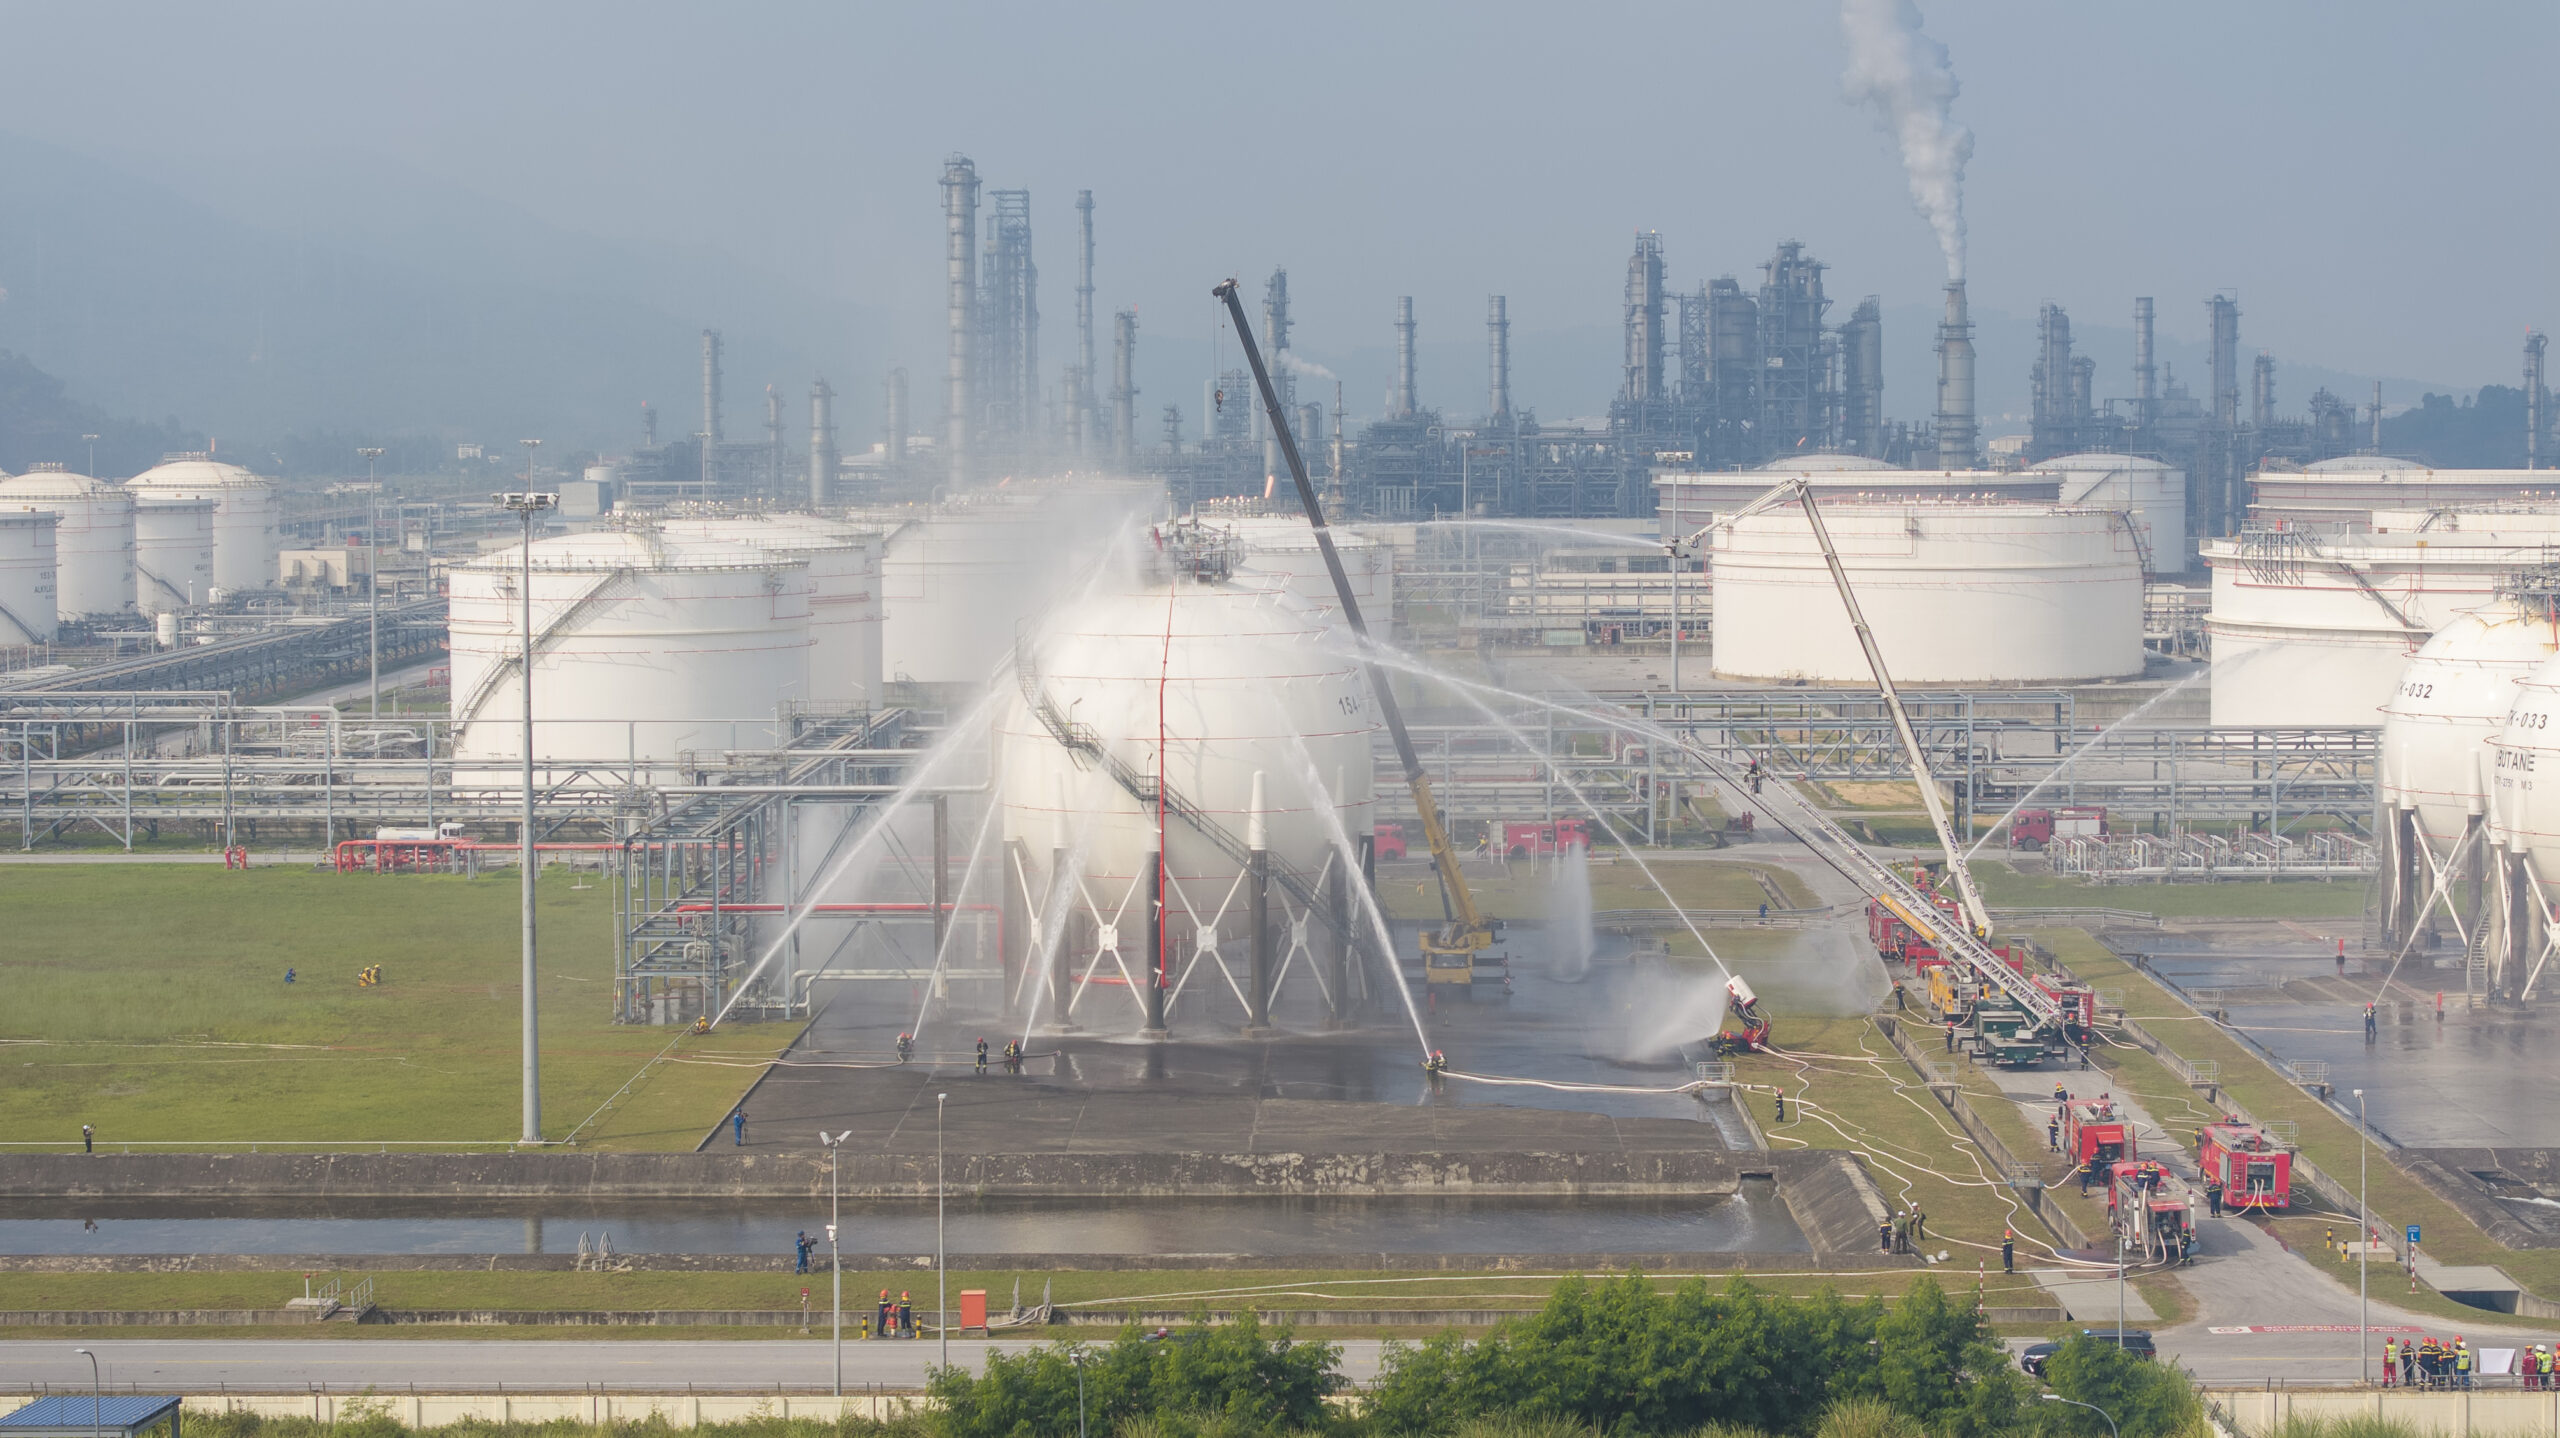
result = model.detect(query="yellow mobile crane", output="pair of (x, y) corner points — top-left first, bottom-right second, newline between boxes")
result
(1213, 280), (1504, 992)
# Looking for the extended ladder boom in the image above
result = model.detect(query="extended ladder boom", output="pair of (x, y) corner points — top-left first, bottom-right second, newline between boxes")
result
(1660, 727), (2067, 1033)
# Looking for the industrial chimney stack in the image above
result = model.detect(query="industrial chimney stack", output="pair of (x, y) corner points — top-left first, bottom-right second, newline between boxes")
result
(885, 368), (910, 466)
(1488, 295), (1513, 427)
(942, 154), (980, 487)
(808, 378), (837, 505)
(2528, 331), (2548, 469)
(1933, 281), (1976, 468)
(1075, 190), (1097, 457)
(1393, 297), (1417, 420)
(1110, 310), (1137, 466)
(700, 329), (723, 491)
(2133, 297), (2156, 428)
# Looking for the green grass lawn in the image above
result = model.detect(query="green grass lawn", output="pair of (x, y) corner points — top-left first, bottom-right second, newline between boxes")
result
(0, 1263), (2005, 1334)
(0, 866), (788, 1148)
(1379, 858), (1815, 922)
(1974, 861), (2372, 920)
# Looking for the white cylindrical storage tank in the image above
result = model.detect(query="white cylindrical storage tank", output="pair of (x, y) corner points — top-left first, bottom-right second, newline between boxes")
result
(998, 563), (1378, 1028)
(2381, 600), (2560, 855)
(0, 466), (132, 619)
(2031, 453), (2188, 575)
(132, 497), (218, 615)
(879, 500), (1074, 686)
(0, 512), (59, 644)
(124, 455), (279, 591)
(660, 514), (884, 708)
(1708, 501), (2144, 684)
(2205, 512), (2560, 727)
(1211, 515), (1395, 622)
(445, 528), (814, 771)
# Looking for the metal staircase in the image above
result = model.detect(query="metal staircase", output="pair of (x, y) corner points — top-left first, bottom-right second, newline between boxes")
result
(452, 567), (638, 741)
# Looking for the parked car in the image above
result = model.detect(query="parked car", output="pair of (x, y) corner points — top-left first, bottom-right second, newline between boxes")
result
(2019, 1329), (2155, 1376)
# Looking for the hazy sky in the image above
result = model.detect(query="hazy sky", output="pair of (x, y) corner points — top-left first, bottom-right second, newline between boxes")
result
(4, 0), (2552, 424)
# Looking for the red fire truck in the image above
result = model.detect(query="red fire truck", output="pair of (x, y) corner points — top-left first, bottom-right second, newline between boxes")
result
(2061, 1095), (2137, 1170)
(2010, 806), (2109, 850)
(1372, 823), (1408, 861)
(2033, 976), (2100, 1043)
(2196, 1119), (2294, 1212)
(1502, 818), (1591, 858)
(2105, 1159), (2196, 1261)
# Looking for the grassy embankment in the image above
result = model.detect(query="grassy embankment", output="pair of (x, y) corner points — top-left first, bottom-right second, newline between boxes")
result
(0, 866), (786, 1149)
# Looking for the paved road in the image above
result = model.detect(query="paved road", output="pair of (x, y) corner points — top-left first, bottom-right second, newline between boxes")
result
(0, 1339), (1395, 1391)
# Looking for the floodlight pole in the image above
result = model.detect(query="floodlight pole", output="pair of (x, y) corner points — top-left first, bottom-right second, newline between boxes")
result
(2357, 1087), (2369, 1383)
(73, 1347), (98, 1438)
(938, 1091), (948, 1366)
(358, 449), (385, 717)
(823, 1129), (845, 1395)
(497, 460), (554, 1146)
(2040, 1394), (2118, 1438)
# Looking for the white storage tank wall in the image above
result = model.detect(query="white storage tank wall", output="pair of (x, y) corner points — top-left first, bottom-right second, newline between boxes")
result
(1708, 502), (2144, 684)
(998, 570), (1377, 1027)
(132, 498), (218, 615)
(2031, 453), (2187, 575)
(124, 456), (279, 591)
(2205, 514), (2560, 727)
(659, 515), (884, 708)
(2380, 602), (2560, 853)
(1213, 515), (1394, 621)
(0, 513), (59, 644)
(878, 489), (1155, 687)
(0, 467), (132, 618)
(445, 529), (814, 771)
(1656, 456), (2062, 536)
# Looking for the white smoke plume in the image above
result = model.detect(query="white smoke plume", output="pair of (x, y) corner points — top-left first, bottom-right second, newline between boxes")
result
(1276, 352), (1338, 383)
(1839, 0), (1973, 280)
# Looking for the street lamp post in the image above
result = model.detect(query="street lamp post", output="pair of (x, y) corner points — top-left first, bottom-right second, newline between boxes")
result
(358, 449), (385, 717)
(2115, 1232), (2126, 1343)
(1667, 539), (1682, 691)
(1070, 1346), (1090, 1438)
(72, 1346), (99, 1438)
(2357, 1087), (2370, 1383)
(2039, 1394), (2119, 1438)
(496, 455), (553, 1147)
(820, 1128), (849, 1395)
(938, 1091), (949, 1366)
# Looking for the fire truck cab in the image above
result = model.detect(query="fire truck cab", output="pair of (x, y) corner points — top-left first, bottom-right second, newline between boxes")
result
(2061, 1095), (2136, 1169)
(2196, 1119), (2294, 1212)
(1372, 823), (1408, 861)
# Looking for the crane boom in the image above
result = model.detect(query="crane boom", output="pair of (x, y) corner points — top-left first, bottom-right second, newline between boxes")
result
(1212, 280), (1496, 962)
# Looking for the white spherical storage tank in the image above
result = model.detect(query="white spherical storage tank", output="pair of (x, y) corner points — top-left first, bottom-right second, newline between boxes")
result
(659, 514), (884, 708)
(124, 455), (279, 591)
(132, 498), (218, 615)
(445, 528), (814, 770)
(998, 563), (1378, 1032)
(1708, 502), (2144, 684)
(0, 466), (132, 619)
(0, 512), (59, 644)
(2489, 652), (2560, 931)
(2205, 512), (2560, 727)
(2380, 600), (2560, 854)
(1208, 515), (1393, 621)
(2028, 453), (2188, 575)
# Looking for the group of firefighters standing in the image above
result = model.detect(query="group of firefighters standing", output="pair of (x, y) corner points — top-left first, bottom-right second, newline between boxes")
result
(2384, 1335), (2560, 1389)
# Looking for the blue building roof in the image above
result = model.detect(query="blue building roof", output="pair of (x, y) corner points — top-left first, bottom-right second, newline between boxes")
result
(1, 1396), (181, 1434)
